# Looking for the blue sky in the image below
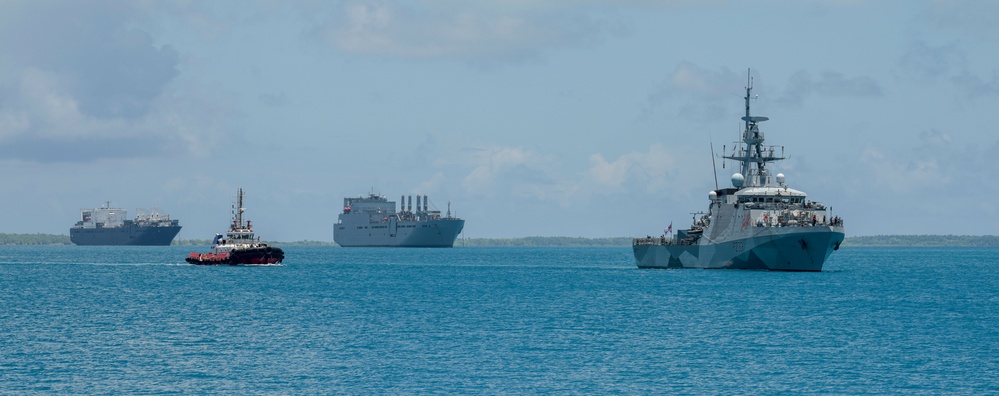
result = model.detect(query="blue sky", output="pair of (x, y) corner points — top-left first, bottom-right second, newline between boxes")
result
(1, 1), (997, 241)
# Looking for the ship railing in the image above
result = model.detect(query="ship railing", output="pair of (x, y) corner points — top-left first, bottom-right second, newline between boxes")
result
(633, 237), (693, 247)
(633, 237), (657, 246)
(752, 211), (844, 228)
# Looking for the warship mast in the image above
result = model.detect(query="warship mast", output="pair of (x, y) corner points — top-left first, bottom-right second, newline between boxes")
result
(723, 69), (785, 187)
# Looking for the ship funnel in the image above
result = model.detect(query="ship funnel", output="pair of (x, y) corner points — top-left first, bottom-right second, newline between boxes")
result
(407, 195), (412, 212)
(415, 195), (421, 213)
(423, 195), (428, 212)
(401, 195), (405, 212)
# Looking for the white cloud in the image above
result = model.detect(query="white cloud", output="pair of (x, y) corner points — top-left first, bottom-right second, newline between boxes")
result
(586, 144), (681, 193)
(314, 0), (625, 63)
(446, 142), (699, 208)
(459, 145), (553, 194)
(951, 71), (999, 100)
(644, 62), (745, 121)
(588, 153), (631, 188)
(414, 172), (448, 194)
(0, 1), (230, 162)
(777, 70), (883, 106)
(857, 130), (964, 194)
(897, 40), (967, 80)
(919, 1), (999, 42)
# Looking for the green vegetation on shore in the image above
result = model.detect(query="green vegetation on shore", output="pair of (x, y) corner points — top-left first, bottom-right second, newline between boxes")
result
(843, 234), (999, 247)
(173, 239), (336, 246)
(458, 235), (999, 247)
(456, 236), (633, 247)
(0, 233), (72, 245)
(2, 233), (998, 247)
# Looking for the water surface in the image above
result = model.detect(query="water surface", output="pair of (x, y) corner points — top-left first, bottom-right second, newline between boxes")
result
(1, 246), (995, 393)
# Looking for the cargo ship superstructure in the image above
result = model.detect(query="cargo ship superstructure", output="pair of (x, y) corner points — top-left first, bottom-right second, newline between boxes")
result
(633, 71), (845, 271)
(334, 193), (464, 247)
(70, 203), (181, 246)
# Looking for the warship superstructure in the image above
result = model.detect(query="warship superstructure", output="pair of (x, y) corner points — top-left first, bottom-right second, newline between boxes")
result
(70, 204), (181, 246)
(633, 71), (845, 271)
(334, 193), (464, 247)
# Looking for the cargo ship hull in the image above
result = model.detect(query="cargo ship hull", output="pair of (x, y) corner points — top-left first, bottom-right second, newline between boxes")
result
(70, 223), (182, 246)
(334, 218), (464, 247)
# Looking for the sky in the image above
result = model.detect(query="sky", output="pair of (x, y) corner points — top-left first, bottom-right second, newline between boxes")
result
(1, 0), (997, 241)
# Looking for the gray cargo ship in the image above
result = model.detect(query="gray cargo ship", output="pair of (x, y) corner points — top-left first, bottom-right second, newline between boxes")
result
(334, 193), (464, 247)
(633, 71), (844, 271)
(70, 203), (182, 246)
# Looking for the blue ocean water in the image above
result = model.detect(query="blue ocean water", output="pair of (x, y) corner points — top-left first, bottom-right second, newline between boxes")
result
(0, 246), (996, 394)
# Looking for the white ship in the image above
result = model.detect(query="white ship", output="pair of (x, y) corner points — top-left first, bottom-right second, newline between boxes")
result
(334, 193), (464, 247)
(633, 71), (845, 271)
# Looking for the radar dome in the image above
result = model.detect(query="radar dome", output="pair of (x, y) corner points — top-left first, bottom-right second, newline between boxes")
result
(776, 173), (785, 185)
(731, 173), (744, 187)
(708, 191), (717, 201)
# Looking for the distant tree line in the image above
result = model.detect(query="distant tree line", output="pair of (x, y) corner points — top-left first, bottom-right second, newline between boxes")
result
(1, 233), (998, 247)
(456, 236), (634, 247)
(172, 239), (336, 246)
(459, 235), (999, 247)
(843, 234), (999, 247)
(0, 233), (72, 245)
(171, 239), (213, 246)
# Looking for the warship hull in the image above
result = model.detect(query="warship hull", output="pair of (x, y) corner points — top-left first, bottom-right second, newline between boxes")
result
(70, 224), (182, 246)
(334, 218), (465, 247)
(634, 226), (844, 271)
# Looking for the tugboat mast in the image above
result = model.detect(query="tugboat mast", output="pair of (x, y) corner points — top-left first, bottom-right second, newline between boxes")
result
(232, 188), (245, 230)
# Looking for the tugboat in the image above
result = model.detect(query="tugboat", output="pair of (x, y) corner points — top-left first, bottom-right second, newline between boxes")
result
(186, 188), (284, 265)
(632, 70), (845, 271)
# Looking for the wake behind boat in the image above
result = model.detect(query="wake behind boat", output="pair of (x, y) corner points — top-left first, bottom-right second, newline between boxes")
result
(186, 188), (284, 265)
(633, 70), (845, 271)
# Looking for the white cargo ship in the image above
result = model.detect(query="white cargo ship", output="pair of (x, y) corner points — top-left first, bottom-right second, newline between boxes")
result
(334, 193), (464, 247)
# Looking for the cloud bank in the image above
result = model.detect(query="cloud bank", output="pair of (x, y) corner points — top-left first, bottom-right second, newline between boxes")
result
(0, 1), (222, 163)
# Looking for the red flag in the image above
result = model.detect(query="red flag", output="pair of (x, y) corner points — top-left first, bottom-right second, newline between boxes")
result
(666, 222), (672, 234)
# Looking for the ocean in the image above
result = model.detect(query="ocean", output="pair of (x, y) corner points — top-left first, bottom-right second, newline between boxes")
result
(1, 246), (996, 394)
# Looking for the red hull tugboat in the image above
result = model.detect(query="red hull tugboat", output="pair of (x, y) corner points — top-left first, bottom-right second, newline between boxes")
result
(186, 188), (284, 265)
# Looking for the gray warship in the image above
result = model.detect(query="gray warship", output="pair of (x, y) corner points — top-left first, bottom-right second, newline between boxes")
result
(334, 193), (464, 247)
(633, 72), (845, 271)
(70, 203), (182, 246)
